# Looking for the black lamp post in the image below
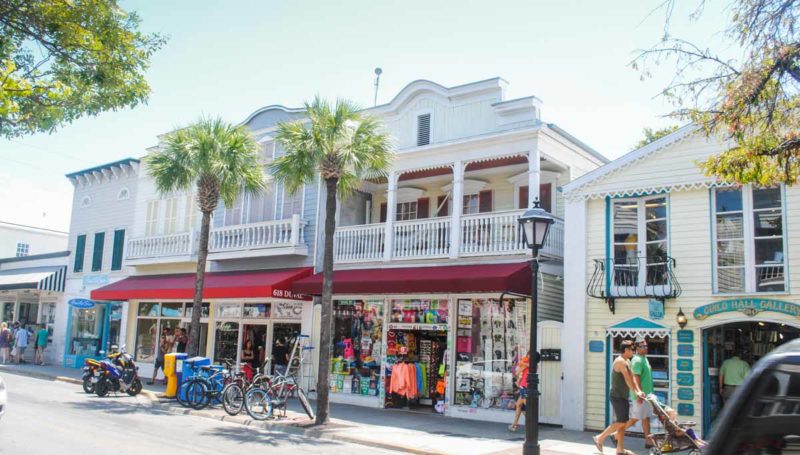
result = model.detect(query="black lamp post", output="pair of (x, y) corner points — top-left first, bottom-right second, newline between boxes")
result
(517, 198), (556, 455)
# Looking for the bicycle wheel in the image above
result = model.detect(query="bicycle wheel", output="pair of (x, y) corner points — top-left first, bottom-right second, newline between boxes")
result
(296, 388), (315, 420)
(176, 381), (190, 407)
(186, 379), (210, 410)
(244, 387), (273, 421)
(222, 383), (245, 416)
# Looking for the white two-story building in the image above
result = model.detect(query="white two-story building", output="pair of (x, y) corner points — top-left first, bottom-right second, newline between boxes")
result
(290, 78), (607, 424)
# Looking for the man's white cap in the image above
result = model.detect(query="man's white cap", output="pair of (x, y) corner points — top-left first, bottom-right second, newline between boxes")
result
(635, 336), (646, 344)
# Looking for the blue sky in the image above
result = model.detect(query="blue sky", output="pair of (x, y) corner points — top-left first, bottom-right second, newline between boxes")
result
(0, 0), (730, 231)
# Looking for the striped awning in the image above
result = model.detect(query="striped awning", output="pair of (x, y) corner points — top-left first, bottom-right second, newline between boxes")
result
(0, 266), (66, 292)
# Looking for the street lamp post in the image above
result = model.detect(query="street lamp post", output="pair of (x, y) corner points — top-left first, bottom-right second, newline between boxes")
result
(517, 198), (556, 455)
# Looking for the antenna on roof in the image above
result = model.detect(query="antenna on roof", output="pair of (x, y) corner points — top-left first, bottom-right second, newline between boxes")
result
(373, 67), (382, 107)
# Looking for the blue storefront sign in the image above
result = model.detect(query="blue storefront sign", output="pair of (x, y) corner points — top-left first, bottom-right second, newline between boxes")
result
(648, 299), (664, 320)
(677, 359), (693, 371)
(678, 403), (694, 416)
(68, 298), (95, 309)
(677, 373), (694, 386)
(677, 330), (694, 343)
(694, 298), (800, 320)
(678, 388), (694, 401)
(589, 340), (604, 353)
(677, 344), (694, 357)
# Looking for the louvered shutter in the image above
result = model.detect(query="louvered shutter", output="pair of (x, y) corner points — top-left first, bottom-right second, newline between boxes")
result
(111, 229), (125, 271)
(416, 198), (430, 219)
(478, 190), (493, 213)
(417, 114), (431, 146)
(539, 183), (552, 213)
(379, 203), (387, 223)
(519, 185), (529, 209)
(91, 232), (105, 272)
(73, 235), (86, 272)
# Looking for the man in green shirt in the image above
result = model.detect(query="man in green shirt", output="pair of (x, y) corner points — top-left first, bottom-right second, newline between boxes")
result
(630, 339), (655, 447)
(720, 353), (751, 403)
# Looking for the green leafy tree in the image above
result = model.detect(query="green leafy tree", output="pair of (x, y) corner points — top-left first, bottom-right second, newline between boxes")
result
(146, 117), (265, 356)
(0, 0), (165, 138)
(271, 97), (392, 425)
(633, 125), (681, 150)
(634, 0), (800, 184)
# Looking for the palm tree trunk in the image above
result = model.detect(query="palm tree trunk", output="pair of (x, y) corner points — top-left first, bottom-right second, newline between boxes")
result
(188, 210), (211, 357)
(315, 177), (338, 425)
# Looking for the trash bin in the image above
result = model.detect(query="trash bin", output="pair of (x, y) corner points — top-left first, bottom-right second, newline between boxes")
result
(180, 356), (210, 402)
(163, 353), (187, 398)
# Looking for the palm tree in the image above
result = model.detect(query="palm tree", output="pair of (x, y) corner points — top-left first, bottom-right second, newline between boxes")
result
(271, 97), (392, 424)
(146, 117), (265, 356)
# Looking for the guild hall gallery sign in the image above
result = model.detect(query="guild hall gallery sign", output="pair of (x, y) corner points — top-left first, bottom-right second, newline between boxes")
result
(694, 298), (800, 320)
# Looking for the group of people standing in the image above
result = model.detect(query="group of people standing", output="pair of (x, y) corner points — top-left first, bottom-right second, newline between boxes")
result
(0, 321), (49, 365)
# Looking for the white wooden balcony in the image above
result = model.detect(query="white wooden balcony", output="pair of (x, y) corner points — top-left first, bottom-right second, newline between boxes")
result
(207, 214), (308, 260)
(334, 210), (564, 263)
(125, 215), (308, 265)
(125, 232), (196, 265)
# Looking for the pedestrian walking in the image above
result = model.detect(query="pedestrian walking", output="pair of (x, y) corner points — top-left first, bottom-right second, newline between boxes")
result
(593, 340), (645, 455)
(0, 322), (11, 364)
(35, 325), (49, 365)
(148, 327), (173, 384)
(629, 338), (655, 448)
(14, 322), (30, 364)
(508, 351), (530, 432)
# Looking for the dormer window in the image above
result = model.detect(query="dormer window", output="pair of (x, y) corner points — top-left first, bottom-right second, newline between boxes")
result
(417, 113), (431, 146)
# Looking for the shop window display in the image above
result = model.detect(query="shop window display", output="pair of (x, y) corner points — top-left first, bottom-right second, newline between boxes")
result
(453, 298), (527, 411)
(330, 300), (383, 397)
(214, 321), (239, 363)
(384, 299), (450, 411)
(68, 305), (106, 357)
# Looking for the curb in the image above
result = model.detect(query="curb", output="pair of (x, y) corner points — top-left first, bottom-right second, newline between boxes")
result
(0, 367), (83, 386)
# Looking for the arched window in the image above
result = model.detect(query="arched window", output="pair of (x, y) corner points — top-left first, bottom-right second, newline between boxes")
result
(117, 187), (130, 201)
(80, 196), (92, 208)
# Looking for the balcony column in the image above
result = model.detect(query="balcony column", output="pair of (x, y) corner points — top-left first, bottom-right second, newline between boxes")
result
(527, 141), (541, 207)
(449, 161), (464, 258)
(383, 171), (398, 261)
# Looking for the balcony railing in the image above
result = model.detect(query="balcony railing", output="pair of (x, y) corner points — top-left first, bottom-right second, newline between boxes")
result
(393, 217), (452, 259)
(126, 215), (307, 262)
(335, 223), (385, 262)
(332, 210), (564, 263)
(209, 215), (306, 253)
(126, 232), (195, 260)
(587, 256), (681, 313)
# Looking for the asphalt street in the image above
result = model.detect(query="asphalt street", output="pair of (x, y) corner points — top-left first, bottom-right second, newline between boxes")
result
(0, 373), (396, 454)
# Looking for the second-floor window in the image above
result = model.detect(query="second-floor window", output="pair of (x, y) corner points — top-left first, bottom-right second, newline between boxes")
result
(164, 197), (179, 234)
(145, 200), (159, 236)
(713, 186), (786, 293)
(611, 196), (669, 291)
(396, 201), (418, 221)
(15, 242), (29, 257)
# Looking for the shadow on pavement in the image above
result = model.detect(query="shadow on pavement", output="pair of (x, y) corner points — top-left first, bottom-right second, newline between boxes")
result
(201, 425), (339, 447)
(65, 396), (171, 416)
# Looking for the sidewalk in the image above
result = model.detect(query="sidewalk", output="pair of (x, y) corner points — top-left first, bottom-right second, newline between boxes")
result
(0, 363), (612, 454)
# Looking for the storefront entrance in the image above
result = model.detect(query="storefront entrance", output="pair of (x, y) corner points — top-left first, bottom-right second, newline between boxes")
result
(64, 300), (123, 368)
(384, 327), (448, 411)
(702, 320), (800, 431)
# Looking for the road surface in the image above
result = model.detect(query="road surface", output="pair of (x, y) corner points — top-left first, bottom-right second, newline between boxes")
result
(0, 373), (396, 454)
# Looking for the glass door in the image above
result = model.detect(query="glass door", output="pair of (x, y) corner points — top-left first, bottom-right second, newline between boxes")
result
(612, 196), (669, 296)
(241, 323), (268, 371)
(271, 322), (301, 374)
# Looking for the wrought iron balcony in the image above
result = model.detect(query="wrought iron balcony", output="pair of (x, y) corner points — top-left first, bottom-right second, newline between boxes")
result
(587, 255), (681, 313)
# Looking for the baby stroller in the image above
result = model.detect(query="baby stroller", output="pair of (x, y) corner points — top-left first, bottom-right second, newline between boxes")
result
(646, 395), (706, 455)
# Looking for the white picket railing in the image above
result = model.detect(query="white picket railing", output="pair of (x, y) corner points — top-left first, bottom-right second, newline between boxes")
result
(126, 232), (194, 259)
(460, 209), (527, 255)
(332, 211), (564, 262)
(209, 215), (305, 252)
(334, 223), (385, 262)
(392, 217), (452, 259)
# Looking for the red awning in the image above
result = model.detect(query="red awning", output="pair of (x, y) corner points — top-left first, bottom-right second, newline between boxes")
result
(291, 262), (531, 295)
(91, 268), (313, 301)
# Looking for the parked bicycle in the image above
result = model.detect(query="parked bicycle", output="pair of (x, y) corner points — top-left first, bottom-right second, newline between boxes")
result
(178, 359), (235, 410)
